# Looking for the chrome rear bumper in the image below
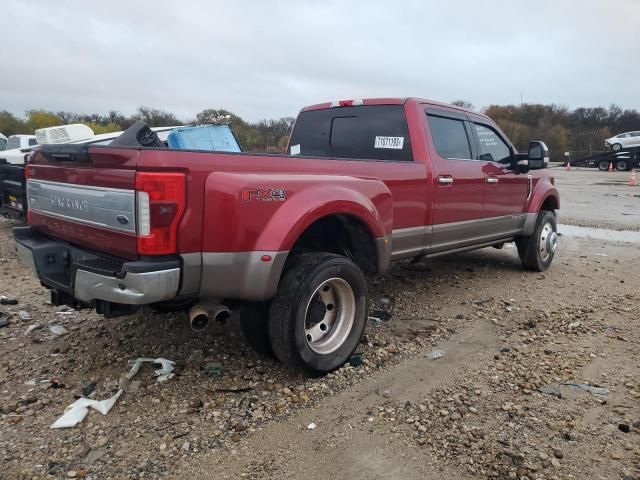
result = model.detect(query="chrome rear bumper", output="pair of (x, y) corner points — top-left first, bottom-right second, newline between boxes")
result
(14, 226), (180, 308)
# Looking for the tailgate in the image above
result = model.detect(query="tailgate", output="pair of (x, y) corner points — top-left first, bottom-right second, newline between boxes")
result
(27, 145), (139, 259)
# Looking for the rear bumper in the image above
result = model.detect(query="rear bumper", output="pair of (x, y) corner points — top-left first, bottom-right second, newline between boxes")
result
(14, 226), (180, 307)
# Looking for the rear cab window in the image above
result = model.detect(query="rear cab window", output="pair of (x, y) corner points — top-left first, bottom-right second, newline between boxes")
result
(288, 105), (413, 161)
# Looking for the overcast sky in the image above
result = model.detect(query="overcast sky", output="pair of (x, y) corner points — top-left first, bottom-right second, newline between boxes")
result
(2, 0), (639, 121)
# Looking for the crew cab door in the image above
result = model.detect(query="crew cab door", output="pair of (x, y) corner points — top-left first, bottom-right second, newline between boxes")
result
(468, 119), (529, 234)
(424, 107), (486, 253)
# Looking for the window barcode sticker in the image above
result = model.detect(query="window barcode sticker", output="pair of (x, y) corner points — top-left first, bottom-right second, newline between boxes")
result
(374, 136), (404, 149)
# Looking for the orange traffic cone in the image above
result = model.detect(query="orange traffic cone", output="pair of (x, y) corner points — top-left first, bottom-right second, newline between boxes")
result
(630, 170), (639, 187)
(608, 162), (613, 172)
(565, 162), (571, 171)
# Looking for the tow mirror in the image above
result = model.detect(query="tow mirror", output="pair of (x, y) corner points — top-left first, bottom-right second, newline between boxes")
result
(528, 141), (549, 170)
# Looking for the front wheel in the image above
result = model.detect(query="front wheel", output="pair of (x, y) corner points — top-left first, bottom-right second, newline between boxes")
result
(612, 143), (622, 151)
(268, 252), (367, 374)
(515, 210), (558, 271)
(598, 160), (610, 171)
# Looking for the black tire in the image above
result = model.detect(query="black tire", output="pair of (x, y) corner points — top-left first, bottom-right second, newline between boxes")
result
(240, 302), (273, 356)
(515, 210), (557, 272)
(597, 160), (610, 171)
(612, 143), (622, 151)
(615, 160), (630, 171)
(268, 252), (367, 374)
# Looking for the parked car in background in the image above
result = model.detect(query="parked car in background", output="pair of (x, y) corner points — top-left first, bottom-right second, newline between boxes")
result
(0, 133), (7, 151)
(1, 134), (38, 163)
(604, 131), (640, 151)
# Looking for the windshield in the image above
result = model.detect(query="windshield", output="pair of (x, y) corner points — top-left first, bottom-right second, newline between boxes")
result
(7, 137), (21, 149)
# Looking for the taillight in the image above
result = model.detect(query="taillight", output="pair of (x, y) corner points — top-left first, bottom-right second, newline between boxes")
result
(135, 172), (186, 255)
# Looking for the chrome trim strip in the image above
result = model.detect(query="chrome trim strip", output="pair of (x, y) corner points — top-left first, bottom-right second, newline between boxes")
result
(200, 251), (289, 301)
(74, 268), (180, 305)
(27, 179), (136, 233)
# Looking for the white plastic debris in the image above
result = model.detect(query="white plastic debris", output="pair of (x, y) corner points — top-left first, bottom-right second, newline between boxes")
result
(425, 350), (446, 360)
(307, 422), (317, 430)
(127, 357), (175, 383)
(51, 390), (123, 429)
(18, 310), (32, 321)
(50, 325), (69, 336)
(51, 356), (175, 429)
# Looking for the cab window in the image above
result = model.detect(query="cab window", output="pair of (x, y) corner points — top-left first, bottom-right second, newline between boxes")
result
(473, 123), (511, 164)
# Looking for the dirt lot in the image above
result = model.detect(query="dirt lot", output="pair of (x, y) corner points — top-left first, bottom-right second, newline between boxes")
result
(1, 168), (639, 480)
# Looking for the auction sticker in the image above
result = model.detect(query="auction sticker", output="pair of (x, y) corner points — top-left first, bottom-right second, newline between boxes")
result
(374, 136), (404, 149)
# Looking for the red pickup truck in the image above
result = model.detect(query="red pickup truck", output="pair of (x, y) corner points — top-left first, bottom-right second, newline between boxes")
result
(14, 98), (559, 374)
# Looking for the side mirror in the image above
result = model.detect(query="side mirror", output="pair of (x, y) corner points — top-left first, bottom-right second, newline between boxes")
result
(527, 141), (549, 170)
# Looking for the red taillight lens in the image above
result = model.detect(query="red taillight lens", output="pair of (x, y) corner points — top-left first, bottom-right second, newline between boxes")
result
(135, 172), (186, 255)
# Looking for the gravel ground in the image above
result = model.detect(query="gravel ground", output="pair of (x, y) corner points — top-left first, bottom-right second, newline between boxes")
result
(1, 170), (639, 479)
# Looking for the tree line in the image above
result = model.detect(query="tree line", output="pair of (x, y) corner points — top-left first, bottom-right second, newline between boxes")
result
(0, 107), (295, 153)
(2, 103), (639, 158)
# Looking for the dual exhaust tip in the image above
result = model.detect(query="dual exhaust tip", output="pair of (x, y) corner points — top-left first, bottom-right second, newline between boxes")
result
(188, 304), (231, 332)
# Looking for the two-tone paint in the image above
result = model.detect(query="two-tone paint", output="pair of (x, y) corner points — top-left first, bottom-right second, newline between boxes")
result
(23, 98), (559, 304)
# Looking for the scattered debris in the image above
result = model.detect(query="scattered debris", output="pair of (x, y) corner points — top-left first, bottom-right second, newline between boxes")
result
(0, 296), (18, 305)
(560, 381), (609, 396)
(539, 383), (562, 398)
(425, 349), (446, 360)
(203, 362), (224, 378)
(618, 423), (630, 433)
(18, 310), (32, 321)
(307, 422), (317, 430)
(215, 385), (253, 393)
(24, 323), (40, 335)
(368, 310), (392, 326)
(51, 390), (123, 429)
(593, 253), (608, 257)
(0, 318), (9, 328)
(348, 353), (363, 367)
(127, 357), (175, 383)
(81, 381), (97, 397)
(50, 325), (69, 336)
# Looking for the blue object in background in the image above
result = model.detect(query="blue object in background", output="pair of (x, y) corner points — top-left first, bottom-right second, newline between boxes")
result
(167, 125), (241, 152)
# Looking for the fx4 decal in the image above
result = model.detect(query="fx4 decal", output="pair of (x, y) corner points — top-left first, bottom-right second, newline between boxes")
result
(241, 188), (286, 202)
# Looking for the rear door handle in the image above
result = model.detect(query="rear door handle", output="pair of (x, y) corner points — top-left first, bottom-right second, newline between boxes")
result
(486, 176), (499, 185)
(438, 175), (454, 185)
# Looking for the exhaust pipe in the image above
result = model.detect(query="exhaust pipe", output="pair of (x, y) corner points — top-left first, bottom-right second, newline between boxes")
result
(211, 304), (231, 324)
(189, 305), (210, 332)
(188, 303), (232, 332)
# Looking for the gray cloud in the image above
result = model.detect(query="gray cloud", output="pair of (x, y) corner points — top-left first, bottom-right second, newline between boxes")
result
(2, 0), (639, 121)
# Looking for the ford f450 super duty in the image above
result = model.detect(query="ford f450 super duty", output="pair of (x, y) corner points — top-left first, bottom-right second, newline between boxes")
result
(14, 98), (559, 374)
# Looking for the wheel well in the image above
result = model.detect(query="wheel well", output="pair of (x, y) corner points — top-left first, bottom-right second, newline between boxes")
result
(540, 195), (558, 212)
(289, 214), (378, 275)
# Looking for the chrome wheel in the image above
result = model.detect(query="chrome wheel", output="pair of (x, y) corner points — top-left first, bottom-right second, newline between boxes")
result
(539, 223), (557, 262)
(304, 277), (356, 355)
